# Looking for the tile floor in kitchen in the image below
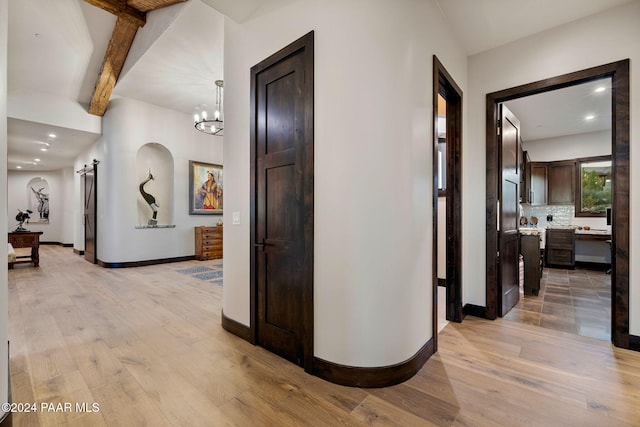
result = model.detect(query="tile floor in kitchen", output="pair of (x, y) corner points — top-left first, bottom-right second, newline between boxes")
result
(504, 266), (611, 341)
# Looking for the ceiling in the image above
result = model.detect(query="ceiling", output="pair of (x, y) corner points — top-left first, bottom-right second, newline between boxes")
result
(435, 0), (635, 56)
(5, 0), (634, 171)
(505, 78), (612, 142)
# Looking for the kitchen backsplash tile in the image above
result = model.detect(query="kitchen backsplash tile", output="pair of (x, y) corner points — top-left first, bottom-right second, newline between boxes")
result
(521, 204), (609, 230)
(522, 204), (573, 228)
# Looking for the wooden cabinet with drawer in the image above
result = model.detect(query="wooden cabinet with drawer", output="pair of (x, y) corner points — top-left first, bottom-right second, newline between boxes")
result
(545, 228), (575, 268)
(194, 226), (223, 260)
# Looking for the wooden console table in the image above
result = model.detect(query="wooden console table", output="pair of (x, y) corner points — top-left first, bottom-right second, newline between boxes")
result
(8, 231), (43, 268)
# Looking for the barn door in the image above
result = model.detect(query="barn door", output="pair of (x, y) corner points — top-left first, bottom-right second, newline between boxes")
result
(80, 161), (98, 264)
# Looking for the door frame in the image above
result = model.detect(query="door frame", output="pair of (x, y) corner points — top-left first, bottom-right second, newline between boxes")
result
(249, 31), (315, 372)
(432, 56), (463, 348)
(485, 59), (630, 348)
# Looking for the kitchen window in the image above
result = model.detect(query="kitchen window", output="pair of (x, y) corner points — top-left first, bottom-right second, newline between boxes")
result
(575, 155), (612, 217)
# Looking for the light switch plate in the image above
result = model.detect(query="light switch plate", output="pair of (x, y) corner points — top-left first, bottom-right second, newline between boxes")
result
(232, 211), (240, 225)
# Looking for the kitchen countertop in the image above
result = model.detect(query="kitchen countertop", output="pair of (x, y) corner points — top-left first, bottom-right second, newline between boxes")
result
(519, 226), (611, 247)
(519, 227), (544, 235)
(574, 228), (610, 235)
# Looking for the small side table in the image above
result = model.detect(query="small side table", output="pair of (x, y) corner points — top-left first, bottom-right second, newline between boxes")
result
(8, 231), (43, 268)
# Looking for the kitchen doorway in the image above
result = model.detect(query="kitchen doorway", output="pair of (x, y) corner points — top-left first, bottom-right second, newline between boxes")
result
(485, 60), (630, 349)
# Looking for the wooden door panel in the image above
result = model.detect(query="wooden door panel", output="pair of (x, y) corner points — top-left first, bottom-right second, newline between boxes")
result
(252, 32), (313, 368)
(265, 165), (298, 240)
(499, 105), (521, 316)
(266, 73), (297, 154)
(501, 183), (520, 313)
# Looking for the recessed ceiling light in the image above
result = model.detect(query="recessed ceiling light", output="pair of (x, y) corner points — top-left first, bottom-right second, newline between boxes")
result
(40, 148), (48, 152)
(594, 87), (606, 93)
(34, 158), (41, 162)
(585, 115), (595, 121)
(48, 133), (56, 138)
(16, 166), (22, 169)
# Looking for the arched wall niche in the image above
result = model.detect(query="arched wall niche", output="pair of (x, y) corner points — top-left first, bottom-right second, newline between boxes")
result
(26, 177), (50, 224)
(135, 143), (174, 227)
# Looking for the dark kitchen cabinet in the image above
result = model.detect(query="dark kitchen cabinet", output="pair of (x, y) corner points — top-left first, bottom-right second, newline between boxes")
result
(520, 150), (530, 202)
(524, 160), (575, 206)
(528, 162), (548, 205)
(520, 233), (542, 295)
(548, 160), (575, 205)
(545, 228), (575, 268)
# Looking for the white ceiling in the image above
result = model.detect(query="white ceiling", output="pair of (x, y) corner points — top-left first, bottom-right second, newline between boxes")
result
(435, 0), (635, 55)
(505, 78), (612, 142)
(5, 0), (633, 171)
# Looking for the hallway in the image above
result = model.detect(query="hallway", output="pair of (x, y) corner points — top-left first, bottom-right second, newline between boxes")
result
(7, 246), (640, 426)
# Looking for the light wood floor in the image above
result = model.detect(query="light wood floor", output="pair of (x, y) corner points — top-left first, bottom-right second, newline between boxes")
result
(7, 246), (640, 426)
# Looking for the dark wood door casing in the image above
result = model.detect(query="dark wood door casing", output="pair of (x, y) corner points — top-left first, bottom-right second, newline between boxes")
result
(250, 31), (314, 372)
(432, 56), (464, 341)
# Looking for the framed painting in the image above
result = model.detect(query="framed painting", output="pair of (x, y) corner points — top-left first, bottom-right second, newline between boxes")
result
(189, 160), (223, 215)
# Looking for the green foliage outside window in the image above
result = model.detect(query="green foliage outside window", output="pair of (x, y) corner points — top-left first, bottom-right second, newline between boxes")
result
(580, 161), (611, 213)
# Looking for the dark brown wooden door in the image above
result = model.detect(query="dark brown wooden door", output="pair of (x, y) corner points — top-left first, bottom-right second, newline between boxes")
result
(499, 105), (521, 316)
(83, 166), (97, 263)
(250, 32), (314, 369)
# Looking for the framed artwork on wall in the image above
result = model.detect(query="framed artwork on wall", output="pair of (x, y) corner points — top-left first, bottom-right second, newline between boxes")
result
(189, 160), (223, 215)
(28, 177), (50, 224)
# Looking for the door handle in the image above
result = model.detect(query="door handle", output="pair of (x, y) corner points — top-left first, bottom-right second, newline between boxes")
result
(254, 239), (272, 250)
(254, 238), (278, 250)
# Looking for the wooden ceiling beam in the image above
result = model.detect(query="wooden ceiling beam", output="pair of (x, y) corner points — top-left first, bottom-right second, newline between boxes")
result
(127, 0), (187, 13)
(83, 0), (146, 27)
(88, 16), (139, 116)
(84, 0), (187, 116)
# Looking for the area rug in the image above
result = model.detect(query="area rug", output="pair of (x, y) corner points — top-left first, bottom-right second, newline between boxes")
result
(176, 262), (223, 286)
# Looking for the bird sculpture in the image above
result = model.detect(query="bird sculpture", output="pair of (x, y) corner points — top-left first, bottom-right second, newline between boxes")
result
(139, 170), (159, 226)
(15, 209), (33, 232)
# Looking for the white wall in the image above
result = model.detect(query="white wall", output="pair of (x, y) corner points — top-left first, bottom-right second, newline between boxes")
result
(0, 0), (9, 418)
(523, 130), (611, 162)
(75, 97), (223, 263)
(466, 1), (640, 334)
(8, 90), (101, 135)
(7, 169), (73, 244)
(223, 0), (467, 367)
(61, 167), (74, 244)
